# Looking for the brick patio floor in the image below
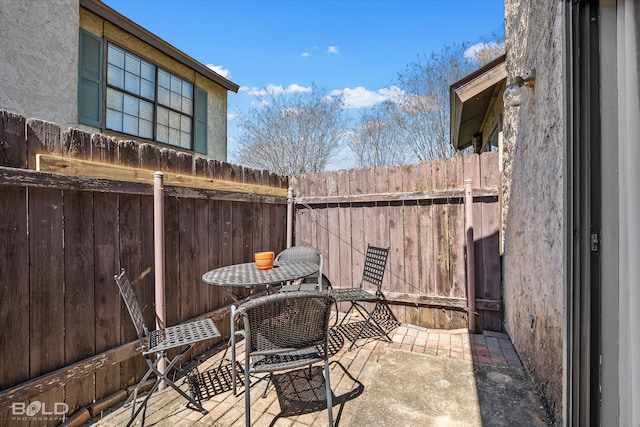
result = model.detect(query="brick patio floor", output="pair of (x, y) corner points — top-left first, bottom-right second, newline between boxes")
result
(84, 318), (529, 427)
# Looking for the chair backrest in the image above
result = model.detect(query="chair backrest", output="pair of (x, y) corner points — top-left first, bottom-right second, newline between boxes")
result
(275, 246), (323, 288)
(361, 245), (390, 293)
(235, 292), (335, 356)
(114, 269), (150, 345)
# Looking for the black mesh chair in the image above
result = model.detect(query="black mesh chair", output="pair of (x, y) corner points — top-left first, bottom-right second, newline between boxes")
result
(275, 245), (330, 292)
(329, 244), (400, 349)
(114, 269), (221, 427)
(235, 291), (336, 427)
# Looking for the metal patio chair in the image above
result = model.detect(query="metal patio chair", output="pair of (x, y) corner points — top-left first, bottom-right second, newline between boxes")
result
(235, 291), (336, 427)
(114, 269), (221, 427)
(329, 244), (400, 350)
(275, 245), (331, 292)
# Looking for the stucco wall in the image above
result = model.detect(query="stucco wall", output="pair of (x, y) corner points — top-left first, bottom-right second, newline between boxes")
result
(502, 0), (565, 423)
(0, 0), (79, 129)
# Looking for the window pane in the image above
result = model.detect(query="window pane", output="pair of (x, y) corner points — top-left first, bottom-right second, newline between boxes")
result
(107, 63), (125, 88)
(140, 79), (155, 100)
(106, 109), (123, 132)
(169, 110), (181, 129)
(170, 91), (181, 111)
(139, 119), (153, 139)
(140, 61), (155, 81)
(182, 97), (193, 115)
(123, 94), (138, 116)
(108, 44), (125, 68)
(170, 75), (181, 93)
(182, 82), (193, 98)
(124, 72), (140, 95)
(125, 53), (140, 74)
(158, 69), (170, 89)
(123, 114), (138, 135)
(157, 106), (169, 125)
(180, 131), (190, 148)
(181, 115), (191, 132)
(158, 87), (170, 107)
(157, 124), (168, 143)
(139, 100), (153, 121)
(169, 128), (180, 145)
(106, 88), (123, 110)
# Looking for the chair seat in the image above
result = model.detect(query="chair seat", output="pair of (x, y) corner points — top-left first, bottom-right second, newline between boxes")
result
(330, 287), (376, 302)
(147, 319), (220, 354)
(251, 347), (325, 373)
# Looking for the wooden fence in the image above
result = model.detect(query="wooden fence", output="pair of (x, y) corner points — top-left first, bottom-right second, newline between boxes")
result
(0, 110), (288, 425)
(292, 152), (502, 332)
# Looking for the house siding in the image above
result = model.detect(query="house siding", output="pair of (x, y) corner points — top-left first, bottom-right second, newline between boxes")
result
(502, 0), (565, 423)
(0, 0), (79, 130)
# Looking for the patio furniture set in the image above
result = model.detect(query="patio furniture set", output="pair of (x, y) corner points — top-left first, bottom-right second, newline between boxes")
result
(113, 244), (400, 427)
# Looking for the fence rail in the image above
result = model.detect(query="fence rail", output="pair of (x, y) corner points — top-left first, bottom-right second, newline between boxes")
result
(292, 153), (502, 332)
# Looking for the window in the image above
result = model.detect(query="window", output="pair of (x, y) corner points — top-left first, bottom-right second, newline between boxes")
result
(78, 31), (207, 153)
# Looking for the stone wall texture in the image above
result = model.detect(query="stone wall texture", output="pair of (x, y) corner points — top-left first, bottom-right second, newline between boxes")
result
(0, 0), (79, 130)
(503, 0), (565, 423)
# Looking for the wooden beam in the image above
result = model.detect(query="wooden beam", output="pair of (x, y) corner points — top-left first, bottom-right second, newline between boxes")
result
(0, 341), (140, 408)
(36, 154), (288, 197)
(0, 166), (286, 204)
(0, 306), (232, 406)
(383, 291), (502, 312)
(295, 187), (499, 205)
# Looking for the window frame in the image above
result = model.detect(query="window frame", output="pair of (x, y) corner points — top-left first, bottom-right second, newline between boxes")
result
(103, 40), (199, 151)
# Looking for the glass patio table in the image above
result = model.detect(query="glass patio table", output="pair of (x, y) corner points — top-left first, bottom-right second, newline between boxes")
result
(201, 260), (319, 393)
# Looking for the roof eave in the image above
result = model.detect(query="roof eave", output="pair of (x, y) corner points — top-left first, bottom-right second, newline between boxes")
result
(450, 54), (507, 151)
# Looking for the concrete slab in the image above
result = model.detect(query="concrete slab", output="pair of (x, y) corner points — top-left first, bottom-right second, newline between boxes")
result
(340, 348), (549, 426)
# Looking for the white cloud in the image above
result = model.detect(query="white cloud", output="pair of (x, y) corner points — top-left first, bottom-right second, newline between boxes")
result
(242, 83), (312, 97)
(301, 52), (310, 57)
(206, 64), (231, 78)
(334, 85), (405, 109)
(463, 42), (505, 61)
(327, 46), (339, 54)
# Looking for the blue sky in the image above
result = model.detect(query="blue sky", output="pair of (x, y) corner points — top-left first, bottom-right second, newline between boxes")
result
(102, 0), (504, 168)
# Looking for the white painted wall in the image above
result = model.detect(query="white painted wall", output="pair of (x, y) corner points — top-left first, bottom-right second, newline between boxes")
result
(0, 0), (79, 130)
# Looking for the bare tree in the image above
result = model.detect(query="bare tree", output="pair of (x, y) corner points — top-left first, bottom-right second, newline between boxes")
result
(235, 85), (350, 177)
(393, 39), (504, 161)
(348, 100), (416, 168)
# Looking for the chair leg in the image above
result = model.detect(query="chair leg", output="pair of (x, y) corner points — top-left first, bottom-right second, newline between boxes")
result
(244, 355), (251, 427)
(345, 301), (396, 350)
(324, 359), (334, 427)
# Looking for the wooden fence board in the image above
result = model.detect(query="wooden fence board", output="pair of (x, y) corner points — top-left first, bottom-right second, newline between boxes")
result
(0, 186), (29, 390)
(63, 190), (96, 414)
(179, 199), (197, 321)
(93, 192), (122, 399)
(1, 110), (26, 168)
(29, 188), (65, 377)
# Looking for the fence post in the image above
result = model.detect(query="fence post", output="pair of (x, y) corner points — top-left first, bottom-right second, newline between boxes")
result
(287, 187), (293, 248)
(153, 171), (166, 387)
(465, 179), (477, 333)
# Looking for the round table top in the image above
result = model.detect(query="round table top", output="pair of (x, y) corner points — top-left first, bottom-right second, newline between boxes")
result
(202, 261), (318, 287)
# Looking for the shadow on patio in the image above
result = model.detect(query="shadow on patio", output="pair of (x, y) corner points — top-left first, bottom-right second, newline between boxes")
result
(84, 314), (551, 427)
